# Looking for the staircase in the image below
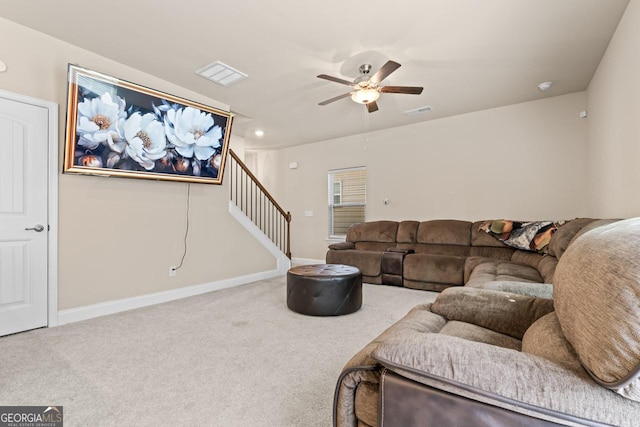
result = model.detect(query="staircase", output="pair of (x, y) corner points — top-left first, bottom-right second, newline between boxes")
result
(228, 149), (291, 269)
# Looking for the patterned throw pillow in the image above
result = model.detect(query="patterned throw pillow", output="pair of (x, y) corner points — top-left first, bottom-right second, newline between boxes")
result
(480, 220), (565, 254)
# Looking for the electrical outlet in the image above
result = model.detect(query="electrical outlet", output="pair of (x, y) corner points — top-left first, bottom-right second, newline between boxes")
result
(169, 266), (177, 277)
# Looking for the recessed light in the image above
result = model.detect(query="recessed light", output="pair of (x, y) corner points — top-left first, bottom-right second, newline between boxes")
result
(0, 61), (7, 73)
(254, 130), (264, 137)
(538, 81), (553, 91)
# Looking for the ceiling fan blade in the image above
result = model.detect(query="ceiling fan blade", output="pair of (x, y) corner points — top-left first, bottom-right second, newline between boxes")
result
(366, 101), (379, 113)
(317, 74), (354, 86)
(370, 60), (401, 84)
(380, 86), (424, 95)
(319, 92), (352, 106)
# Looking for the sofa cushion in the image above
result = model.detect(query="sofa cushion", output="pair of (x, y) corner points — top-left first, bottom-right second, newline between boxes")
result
(469, 246), (514, 260)
(396, 221), (419, 243)
(439, 320), (522, 351)
(466, 261), (544, 286)
(554, 218), (640, 402)
(536, 256), (558, 283)
(472, 281), (553, 299)
(416, 220), (471, 245)
(522, 312), (582, 370)
(566, 218), (619, 248)
(510, 250), (543, 269)
(471, 220), (510, 248)
(403, 280), (456, 292)
(546, 218), (595, 258)
(326, 249), (383, 277)
(411, 243), (470, 257)
(347, 220), (398, 243)
(403, 254), (465, 286)
(431, 287), (554, 340)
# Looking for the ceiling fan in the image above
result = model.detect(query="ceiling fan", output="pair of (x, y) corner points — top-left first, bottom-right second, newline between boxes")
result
(317, 60), (423, 113)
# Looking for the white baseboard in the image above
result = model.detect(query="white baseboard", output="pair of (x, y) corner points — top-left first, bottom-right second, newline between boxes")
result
(57, 268), (284, 325)
(292, 257), (325, 266)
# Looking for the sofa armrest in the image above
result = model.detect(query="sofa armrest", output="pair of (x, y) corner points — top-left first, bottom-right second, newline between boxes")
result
(379, 369), (556, 427)
(463, 256), (496, 283)
(431, 287), (554, 339)
(334, 303), (444, 427)
(385, 247), (415, 254)
(328, 241), (355, 250)
(371, 334), (638, 426)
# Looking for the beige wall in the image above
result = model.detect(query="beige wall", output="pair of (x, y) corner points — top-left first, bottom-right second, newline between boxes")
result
(254, 92), (589, 260)
(0, 18), (275, 310)
(587, 0), (640, 218)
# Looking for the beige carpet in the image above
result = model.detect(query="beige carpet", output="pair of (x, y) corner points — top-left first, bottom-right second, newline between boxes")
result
(0, 276), (436, 426)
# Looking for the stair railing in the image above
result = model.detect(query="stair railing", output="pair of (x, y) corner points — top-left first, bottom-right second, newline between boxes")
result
(228, 149), (291, 259)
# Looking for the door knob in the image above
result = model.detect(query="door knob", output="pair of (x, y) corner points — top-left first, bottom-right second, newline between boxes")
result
(25, 224), (45, 232)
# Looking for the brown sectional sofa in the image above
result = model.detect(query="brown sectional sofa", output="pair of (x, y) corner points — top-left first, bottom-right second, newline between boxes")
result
(333, 218), (640, 427)
(326, 218), (616, 295)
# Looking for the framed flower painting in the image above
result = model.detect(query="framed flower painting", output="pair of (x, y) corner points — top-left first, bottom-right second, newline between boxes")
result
(63, 64), (233, 184)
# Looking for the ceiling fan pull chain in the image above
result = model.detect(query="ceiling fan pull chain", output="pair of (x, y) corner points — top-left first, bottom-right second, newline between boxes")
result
(364, 107), (369, 150)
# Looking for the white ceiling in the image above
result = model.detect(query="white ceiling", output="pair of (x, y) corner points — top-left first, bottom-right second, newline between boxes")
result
(0, 0), (629, 150)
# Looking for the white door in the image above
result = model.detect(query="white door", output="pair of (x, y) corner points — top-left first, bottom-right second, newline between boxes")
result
(0, 96), (49, 336)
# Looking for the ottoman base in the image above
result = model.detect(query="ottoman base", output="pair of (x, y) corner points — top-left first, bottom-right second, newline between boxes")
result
(287, 264), (362, 316)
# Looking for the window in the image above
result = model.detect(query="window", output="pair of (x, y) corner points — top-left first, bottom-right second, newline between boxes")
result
(333, 181), (342, 204)
(328, 167), (366, 237)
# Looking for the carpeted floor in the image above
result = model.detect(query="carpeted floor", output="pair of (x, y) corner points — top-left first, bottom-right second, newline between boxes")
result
(0, 276), (437, 426)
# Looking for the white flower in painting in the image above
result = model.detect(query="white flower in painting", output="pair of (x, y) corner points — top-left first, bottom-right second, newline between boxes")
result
(164, 107), (222, 160)
(76, 92), (127, 152)
(123, 112), (167, 170)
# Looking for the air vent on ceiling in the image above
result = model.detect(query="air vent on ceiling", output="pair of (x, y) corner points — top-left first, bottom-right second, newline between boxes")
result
(404, 105), (432, 116)
(196, 61), (248, 86)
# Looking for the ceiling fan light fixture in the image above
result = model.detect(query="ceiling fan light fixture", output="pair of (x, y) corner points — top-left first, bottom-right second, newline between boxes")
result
(351, 88), (380, 105)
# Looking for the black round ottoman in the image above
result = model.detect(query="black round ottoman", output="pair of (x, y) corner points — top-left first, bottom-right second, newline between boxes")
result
(287, 264), (362, 316)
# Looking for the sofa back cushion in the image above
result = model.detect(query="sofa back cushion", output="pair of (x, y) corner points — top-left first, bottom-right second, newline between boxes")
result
(554, 218), (640, 402)
(566, 218), (620, 247)
(416, 220), (471, 245)
(471, 220), (511, 248)
(396, 221), (420, 243)
(346, 221), (398, 243)
(547, 218), (595, 258)
(536, 255), (558, 283)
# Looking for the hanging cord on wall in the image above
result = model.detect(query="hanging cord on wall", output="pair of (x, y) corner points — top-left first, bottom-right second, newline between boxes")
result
(174, 183), (191, 270)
